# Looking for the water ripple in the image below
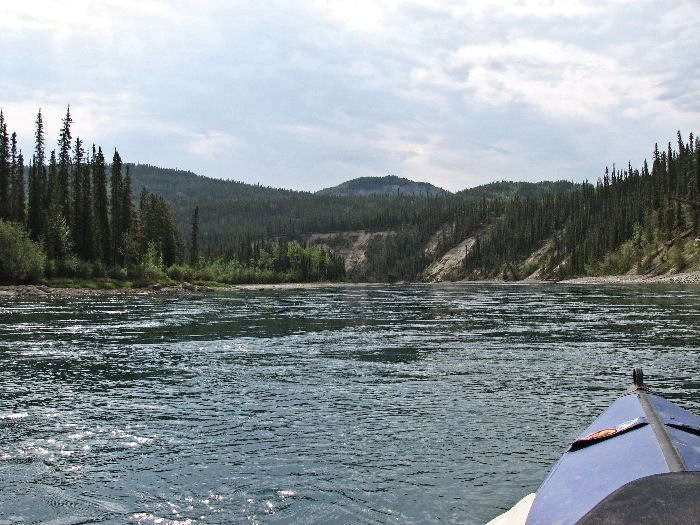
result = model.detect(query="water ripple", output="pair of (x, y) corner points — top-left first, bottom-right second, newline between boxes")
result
(0, 284), (698, 524)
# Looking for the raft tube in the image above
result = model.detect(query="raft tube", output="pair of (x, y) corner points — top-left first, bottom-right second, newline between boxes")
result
(491, 369), (700, 525)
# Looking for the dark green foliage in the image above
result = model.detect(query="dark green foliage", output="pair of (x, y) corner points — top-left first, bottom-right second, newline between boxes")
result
(128, 164), (446, 242)
(27, 158), (41, 239)
(9, 133), (25, 224)
(57, 107), (72, 223)
(44, 150), (68, 260)
(92, 146), (111, 265)
(110, 150), (124, 265)
(0, 108), (192, 285)
(1, 106), (694, 285)
(72, 137), (93, 259)
(121, 167), (134, 241)
(188, 242), (345, 284)
(454, 180), (577, 200)
(317, 174), (450, 197)
(0, 219), (46, 283)
(190, 206), (199, 266)
(27, 111), (49, 240)
(0, 111), (9, 220)
(463, 133), (700, 279)
(126, 165), (581, 281)
(139, 189), (179, 267)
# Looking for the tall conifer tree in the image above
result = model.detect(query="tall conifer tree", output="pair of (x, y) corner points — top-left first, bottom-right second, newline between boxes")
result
(71, 137), (84, 251)
(79, 146), (93, 261)
(92, 145), (111, 264)
(117, 165), (135, 266)
(57, 106), (72, 223)
(190, 205), (199, 266)
(34, 110), (48, 236)
(45, 150), (68, 260)
(122, 165), (134, 236)
(111, 150), (123, 265)
(27, 157), (42, 239)
(0, 111), (9, 220)
(10, 133), (25, 224)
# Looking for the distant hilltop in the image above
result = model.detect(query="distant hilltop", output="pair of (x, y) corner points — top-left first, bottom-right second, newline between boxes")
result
(316, 175), (450, 197)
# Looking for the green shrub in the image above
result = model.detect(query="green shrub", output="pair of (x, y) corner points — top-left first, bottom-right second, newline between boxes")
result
(681, 239), (700, 270)
(56, 254), (83, 278)
(109, 266), (129, 281)
(45, 259), (59, 278)
(668, 244), (685, 271)
(0, 220), (47, 284)
(166, 264), (194, 282)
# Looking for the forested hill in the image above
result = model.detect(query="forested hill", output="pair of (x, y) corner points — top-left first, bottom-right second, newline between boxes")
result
(126, 165), (578, 259)
(455, 180), (577, 200)
(316, 175), (449, 197)
(128, 163), (305, 202)
(2, 106), (697, 285)
(124, 131), (698, 283)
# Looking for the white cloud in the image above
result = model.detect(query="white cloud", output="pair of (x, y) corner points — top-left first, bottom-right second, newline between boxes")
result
(187, 132), (241, 158)
(1, 0), (698, 190)
(0, 92), (141, 156)
(0, 1), (170, 36)
(435, 38), (667, 122)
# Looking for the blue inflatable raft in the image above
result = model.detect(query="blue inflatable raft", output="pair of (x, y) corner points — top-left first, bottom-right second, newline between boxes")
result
(491, 369), (700, 524)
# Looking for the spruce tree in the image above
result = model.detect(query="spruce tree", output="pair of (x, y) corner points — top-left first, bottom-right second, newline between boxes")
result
(10, 134), (24, 224)
(58, 106), (72, 224)
(92, 146), (111, 264)
(79, 147), (93, 261)
(8, 132), (17, 221)
(72, 137), (84, 251)
(122, 165), (134, 236)
(35, 110), (45, 169)
(48, 147), (58, 207)
(45, 150), (65, 260)
(27, 157), (41, 239)
(0, 111), (9, 220)
(118, 166), (137, 267)
(190, 205), (199, 266)
(34, 110), (48, 237)
(26, 111), (49, 240)
(110, 150), (123, 265)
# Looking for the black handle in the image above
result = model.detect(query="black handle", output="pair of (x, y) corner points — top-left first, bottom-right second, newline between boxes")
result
(633, 368), (644, 389)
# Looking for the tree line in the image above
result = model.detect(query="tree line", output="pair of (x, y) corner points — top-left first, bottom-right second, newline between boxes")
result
(127, 163), (576, 281)
(462, 133), (700, 279)
(0, 108), (345, 285)
(0, 107), (177, 280)
(4, 106), (694, 285)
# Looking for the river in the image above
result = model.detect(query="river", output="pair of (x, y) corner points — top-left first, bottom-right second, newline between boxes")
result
(1, 284), (698, 524)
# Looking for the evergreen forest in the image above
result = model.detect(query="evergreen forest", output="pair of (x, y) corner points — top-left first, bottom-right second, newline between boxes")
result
(0, 106), (698, 286)
(0, 108), (344, 286)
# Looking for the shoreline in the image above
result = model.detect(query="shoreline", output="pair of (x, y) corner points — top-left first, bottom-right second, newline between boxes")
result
(1, 271), (699, 299)
(557, 270), (700, 285)
(0, 281), (372, 299)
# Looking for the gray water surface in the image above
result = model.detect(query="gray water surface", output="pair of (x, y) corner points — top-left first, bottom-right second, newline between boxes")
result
(1, 284), (699, 524)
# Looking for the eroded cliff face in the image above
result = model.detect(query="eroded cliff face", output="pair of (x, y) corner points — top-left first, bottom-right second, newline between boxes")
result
(305, 230), (395, 276)
(306, 223), (700, 283)
(421, 238), (477, 282)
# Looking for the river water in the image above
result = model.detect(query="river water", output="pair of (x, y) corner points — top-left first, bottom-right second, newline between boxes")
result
(0, 284), (698, 524)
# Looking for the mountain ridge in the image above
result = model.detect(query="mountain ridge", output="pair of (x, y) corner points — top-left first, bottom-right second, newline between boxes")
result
(316, 175), (450, 197)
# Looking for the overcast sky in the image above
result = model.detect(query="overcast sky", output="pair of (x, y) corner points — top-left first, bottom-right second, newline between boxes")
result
(1, 1), (698, 191)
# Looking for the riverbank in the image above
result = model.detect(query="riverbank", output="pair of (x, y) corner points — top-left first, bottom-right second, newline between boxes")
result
(1, 271), (699, 298)
(558, 270), (700, 285)
(0, 281), (368, 299)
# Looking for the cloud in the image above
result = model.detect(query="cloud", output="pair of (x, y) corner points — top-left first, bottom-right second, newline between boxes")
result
(0, 92), (141, 156)
(187, 132), (241, 158)
(1, 0), (698, 192)
(448, 38), (666, 122)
